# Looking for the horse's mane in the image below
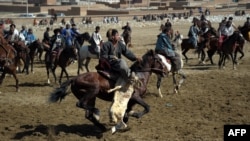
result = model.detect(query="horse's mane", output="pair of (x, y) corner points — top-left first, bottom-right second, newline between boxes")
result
(130, 49), (154, 72)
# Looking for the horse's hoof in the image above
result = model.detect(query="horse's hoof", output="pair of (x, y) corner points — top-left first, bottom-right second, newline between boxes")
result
(111, 126), (117, 134)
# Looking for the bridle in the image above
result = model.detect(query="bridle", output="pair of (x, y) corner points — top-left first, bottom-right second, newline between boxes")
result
(133, 50), (167, 76)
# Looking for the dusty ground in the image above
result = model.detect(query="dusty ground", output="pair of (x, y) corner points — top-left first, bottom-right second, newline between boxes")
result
(0, 14), (250, 141)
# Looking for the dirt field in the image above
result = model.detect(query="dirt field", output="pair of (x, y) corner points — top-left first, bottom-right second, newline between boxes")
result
(0, 14), (250, 141)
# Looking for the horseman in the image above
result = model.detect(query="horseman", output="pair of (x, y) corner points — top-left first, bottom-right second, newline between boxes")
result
(62, 24), (75, 48)
(165, 19), (173, 39)
(199, 22), (210, 51)
(42, 27), (51, 51)
(188, 18), (200, 51)
(25, 28), (36, 46)
(20, 25), (28, 39)
(90, 26), (103, 58)
(241, 17), (250, 34)
(219, 20), (235, 48)
(155, 26), (182, 71)
(50, 28), (65, 68)
(71, 24), (80, 46)
(4, 24), (23, 55)
(98, 29), (141, 83)
(122, 22), (132, 37)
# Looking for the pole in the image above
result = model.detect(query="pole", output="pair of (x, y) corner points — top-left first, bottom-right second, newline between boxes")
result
(26, 0), (29, 15)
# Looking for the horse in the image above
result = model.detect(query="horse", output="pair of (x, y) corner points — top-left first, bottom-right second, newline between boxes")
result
(218, 31), (245, 70)
(122, 30), (132, 47)
(45, 45), (78, 84)
(0, 43), (19, 92)
(155, 48), (186, 96)
(26, 39), (43, 73)
(207, 33), (245, 65)
(181, 27), (218, 64)
(48, 49), (167, 133)
(238, 26), (250, 42)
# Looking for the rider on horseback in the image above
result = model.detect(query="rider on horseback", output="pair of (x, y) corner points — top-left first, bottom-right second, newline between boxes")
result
(90, 26), (103, 58)
(122, 22), (132, 36)
(50, 28), (65, 68)
(188, 18), (200, 51)
(219, 20), (235, 48)
(155, 26), (182, 71)
(242, 17), (250, 34)
(25, 28), (36, 46)
(99, 29), (140, 83)
(42, 27), (51, 51)
(199, 22), (210, 50)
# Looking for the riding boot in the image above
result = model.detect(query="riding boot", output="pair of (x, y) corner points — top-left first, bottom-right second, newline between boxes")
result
(96, 52), (100, 59)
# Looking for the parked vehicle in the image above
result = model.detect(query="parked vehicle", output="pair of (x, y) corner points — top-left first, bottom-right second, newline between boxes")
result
(18, 13), (36, 18)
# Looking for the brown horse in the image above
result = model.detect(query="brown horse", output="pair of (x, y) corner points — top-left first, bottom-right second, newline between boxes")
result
(218, 31), (245, 70)
(45, 45), (78, 84)
(181, 27), (218, 64)
(0, 43), (19, 92)
(48, 49), (167, 132)
(27, 39), (43, 73)
(207, 32), (245, 66)
(122, 30), (132, 47)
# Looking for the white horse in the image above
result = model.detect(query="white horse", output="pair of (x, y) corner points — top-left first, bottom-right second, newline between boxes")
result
(156, 34), (186, 97)
(77, 45), (99, 74)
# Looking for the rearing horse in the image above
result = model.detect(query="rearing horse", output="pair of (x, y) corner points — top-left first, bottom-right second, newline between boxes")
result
(49, 49), (167, 132)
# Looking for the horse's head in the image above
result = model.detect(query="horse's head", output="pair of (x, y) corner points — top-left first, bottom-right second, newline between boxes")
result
(208, 27), (218, 37)
(130, 49), (167, 77)
(68, 46), (78, 60)
(77, 32), (91, 46)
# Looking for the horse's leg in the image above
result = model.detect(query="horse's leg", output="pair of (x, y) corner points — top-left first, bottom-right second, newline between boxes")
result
(230, 53), (236, 70)
(182, 48), (189, 64)
(77, 96), (106, 131)
(85, 58), (91, 72)
(12, 71), (19, 92)
(38, 50), (42, 62)
(218, 52), (223, 69)
(26, 55), (31, 74)
(59, 68), (69, 84)
(207, 49), (216, 65)
(238, 47), (244, 60)
(127, 96), (150, 119)
(201, 49), (206, 64)
(51, 66), (57, 83)
(222, 54), (227, 69)
(156, 75), (163, 98)
(174, 70), (186, 93)
(0, 71), (6, 85)
(46, 64), (51, 84)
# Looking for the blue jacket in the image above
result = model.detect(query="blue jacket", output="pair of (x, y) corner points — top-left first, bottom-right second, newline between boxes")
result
(155, 33), (175, 57)
(26, 33), (36, 44)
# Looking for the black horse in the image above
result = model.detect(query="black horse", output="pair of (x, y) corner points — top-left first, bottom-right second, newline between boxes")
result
(218, 31), (245, 70)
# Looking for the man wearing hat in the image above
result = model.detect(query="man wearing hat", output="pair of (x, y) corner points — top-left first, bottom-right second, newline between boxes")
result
(243, 17), (250, 29)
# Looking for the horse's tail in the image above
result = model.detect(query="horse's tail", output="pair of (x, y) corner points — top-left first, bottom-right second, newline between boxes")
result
(48, 78), (74, 103)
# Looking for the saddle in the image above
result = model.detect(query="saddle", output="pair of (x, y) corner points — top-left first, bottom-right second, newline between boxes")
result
(88, 45), (98, 55)
(95, 58), (118, 81)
